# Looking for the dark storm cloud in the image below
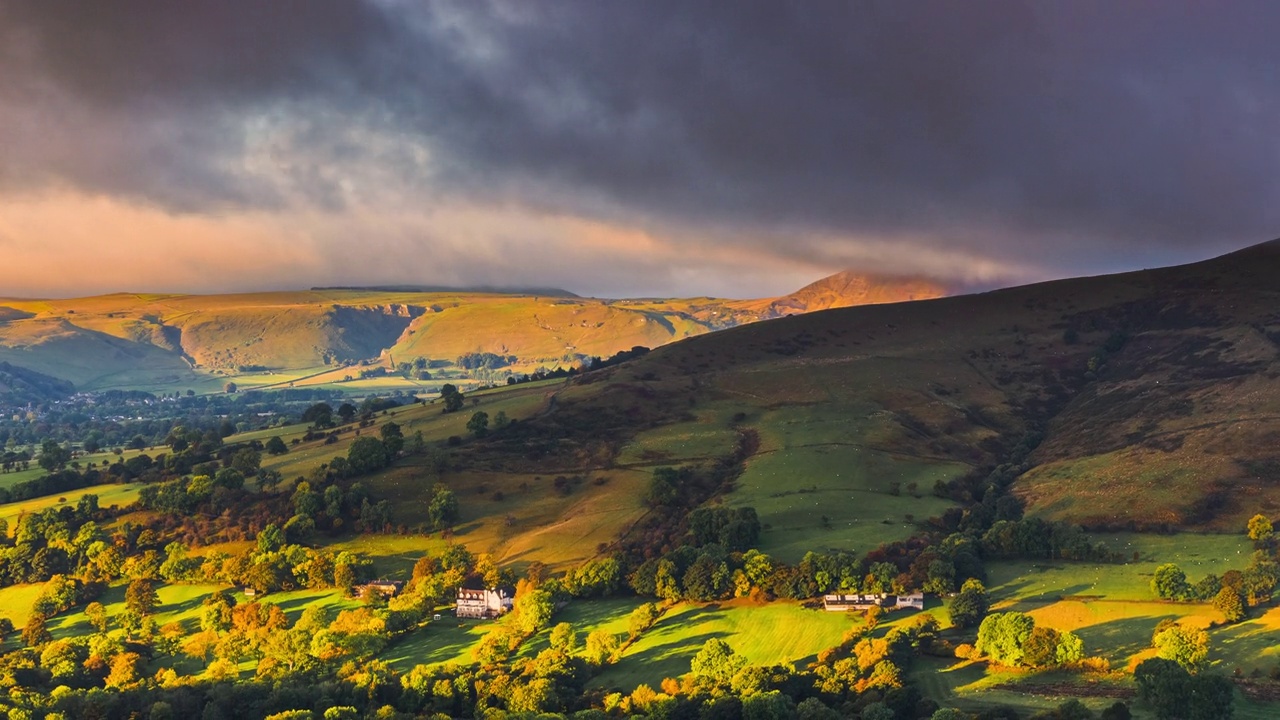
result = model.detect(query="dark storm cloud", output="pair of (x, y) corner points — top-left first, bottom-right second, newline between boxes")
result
(2, 0), (1279, 276)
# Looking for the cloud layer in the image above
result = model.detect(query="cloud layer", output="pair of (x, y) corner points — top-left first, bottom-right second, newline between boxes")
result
(1, 1), (1277, 297)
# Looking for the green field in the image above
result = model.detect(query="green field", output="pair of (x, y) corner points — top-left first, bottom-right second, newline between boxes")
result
(596, 601), (858, 689)
(0, 482), (142, 532)
(727, 443), (960, 562)
(986, 533), (1253, 602)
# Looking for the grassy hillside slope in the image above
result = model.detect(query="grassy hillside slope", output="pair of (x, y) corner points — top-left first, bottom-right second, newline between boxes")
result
(503, 239), (1280, 537)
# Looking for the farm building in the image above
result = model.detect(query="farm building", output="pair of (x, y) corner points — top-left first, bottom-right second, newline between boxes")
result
(355, 580), (404, 600)
(456, 586), (514, 619)
(822, 592), (925, 612)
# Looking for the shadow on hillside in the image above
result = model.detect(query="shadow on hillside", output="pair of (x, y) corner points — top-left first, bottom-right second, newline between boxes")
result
(1073, 614), (1174, 664)
(162, 593), (207, 618)
(1211, 619), (1280, 671)
(606, 630), (729, 687)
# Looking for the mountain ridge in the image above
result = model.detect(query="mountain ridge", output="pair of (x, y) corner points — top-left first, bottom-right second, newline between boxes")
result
(0, 270), (946, 391)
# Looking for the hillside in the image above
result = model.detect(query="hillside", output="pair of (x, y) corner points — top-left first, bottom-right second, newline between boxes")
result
(0, 273), (946, 391)
(0, 361), (73, 405)
(504, 239), (1280, 539)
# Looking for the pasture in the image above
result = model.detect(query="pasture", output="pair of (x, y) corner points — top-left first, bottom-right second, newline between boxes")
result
(0, 483), (142, 532)
(596, 600), (857, 690)
(725, 443), (960, 563)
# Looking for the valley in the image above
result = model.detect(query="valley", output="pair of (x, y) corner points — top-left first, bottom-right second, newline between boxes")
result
(0, 243), (1277, 718)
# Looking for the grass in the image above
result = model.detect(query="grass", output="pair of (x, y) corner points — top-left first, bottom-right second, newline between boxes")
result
(986, 533), (1253, 602)
(0, 584), (48, 625)
(0, 483), (142, 532)
(0, 446), (159, 490)
(596, 600), (856, 690)
(726, 443), (961, 563)
(382, 599), (650, 672)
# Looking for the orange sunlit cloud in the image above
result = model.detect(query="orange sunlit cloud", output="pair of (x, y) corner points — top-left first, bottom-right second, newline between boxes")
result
(0, 192), (845, 298)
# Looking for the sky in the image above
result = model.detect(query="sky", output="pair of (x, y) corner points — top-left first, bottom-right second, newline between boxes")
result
(1, 1), (1278, 299)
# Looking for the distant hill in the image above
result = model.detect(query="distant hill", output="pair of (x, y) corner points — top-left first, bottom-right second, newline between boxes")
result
(310, 284), (579, 297)
(0, 273), (945, 390)
(526, 239), (1280, 535)
(0, 360), (74, 405)
(763, 271), (950, 316)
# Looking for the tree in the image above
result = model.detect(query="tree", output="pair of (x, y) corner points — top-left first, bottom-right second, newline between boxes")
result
(1134, 658), (1233, 720)
(106, 651), (142, 688)
(549, 622), (577, 653)
(428, 484), (459, 529)
(337, 402), (357, 424)
(1056, 630), (1085, 665)
(1151, 563), (1190, 600)
(584, 629), (621, 665)
(1022, 626), (1061, 668)
(645, 467), (683, 508)
(125, 578), (159, 616)
(224, 382), (238, 394)
(265, 436), (289, 455)
(1152, 623), (1209, 672)
(23, 613), (51, 647)
(347, 436), (390, 475)
(440, 384), (464, 413)
(379, 422), (404, 455)
(1248, 514), (1273, 543)
(975, 611), (1035, 666)
(85, 601), (108, 633)
(1099, 702), (1132, 720)
(629, 602), (662, 640)
(948, 578), (989, 629)
(257, 468), (284, 490)
(1213, 586), (1246, 623)
(257, 523), (285, 553)
(38, 439), (71, 472)
(512, 582), (554, 635)
(302, 402), (334, 428)
(230, 447), (262, 477)
(466, 411), (490, 438)
(690, 638), (746, 684)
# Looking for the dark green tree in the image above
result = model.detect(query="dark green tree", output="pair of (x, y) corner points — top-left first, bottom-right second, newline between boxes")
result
(347, 437), (390, 475)
(38, 440), (71, 472)
(265, 436), (289, 455)
(379, 422), (404, 455)
(949, 578), (990, 629)
(1151, 563), (1190, 600)
(466, 412), (490, 438)
(337, 402), (357, 424)
(440, 384), (464, 413)
(301, 403), (334, 428)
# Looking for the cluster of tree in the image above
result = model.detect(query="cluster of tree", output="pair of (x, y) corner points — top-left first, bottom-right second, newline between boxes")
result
(394, 357), (432, 380)
(980, 518), (1121, 563)
(1134, 658), (1233, 720)
(0, 497), (118, 587)
(1150, 558), (1268, 623)
(499, 346), (652, 389)
(456, 353), (518, 371)
(971, 611), (1085, 668)
(439, 384), (465, 413)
